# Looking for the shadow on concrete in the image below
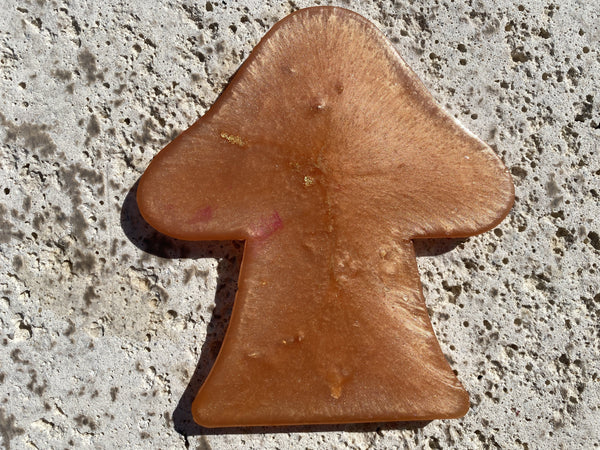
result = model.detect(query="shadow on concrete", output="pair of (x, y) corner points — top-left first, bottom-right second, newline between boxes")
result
(121, 179), (463, 440)
(413, 237), (467, 257)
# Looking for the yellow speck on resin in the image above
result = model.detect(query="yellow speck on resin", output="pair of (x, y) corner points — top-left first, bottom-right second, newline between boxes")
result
(220, 132), (246, 147)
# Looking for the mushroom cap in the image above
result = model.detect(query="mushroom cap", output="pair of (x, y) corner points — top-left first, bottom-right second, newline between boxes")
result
(138, 6), (513, 242)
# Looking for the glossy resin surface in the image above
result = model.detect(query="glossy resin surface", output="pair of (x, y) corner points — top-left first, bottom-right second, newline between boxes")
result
(138, 6), (514, 427)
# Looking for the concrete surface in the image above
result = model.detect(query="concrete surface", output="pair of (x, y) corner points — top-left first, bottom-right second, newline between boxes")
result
(0, 0), (598, 448)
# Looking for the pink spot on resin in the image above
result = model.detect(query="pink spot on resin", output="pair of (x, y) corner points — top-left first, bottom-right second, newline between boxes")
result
(252, 211), (283, 240)
(187, 206), (213, 224)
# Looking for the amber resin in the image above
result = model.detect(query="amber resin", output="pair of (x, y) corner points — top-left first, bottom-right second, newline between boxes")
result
(137, 6), (514, 427)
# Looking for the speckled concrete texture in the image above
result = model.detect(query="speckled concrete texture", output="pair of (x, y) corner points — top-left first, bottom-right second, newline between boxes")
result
(0, 0), (598, 448)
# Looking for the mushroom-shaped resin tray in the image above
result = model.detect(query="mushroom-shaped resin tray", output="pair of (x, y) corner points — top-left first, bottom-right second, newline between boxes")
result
(137, 6), (514, 427)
